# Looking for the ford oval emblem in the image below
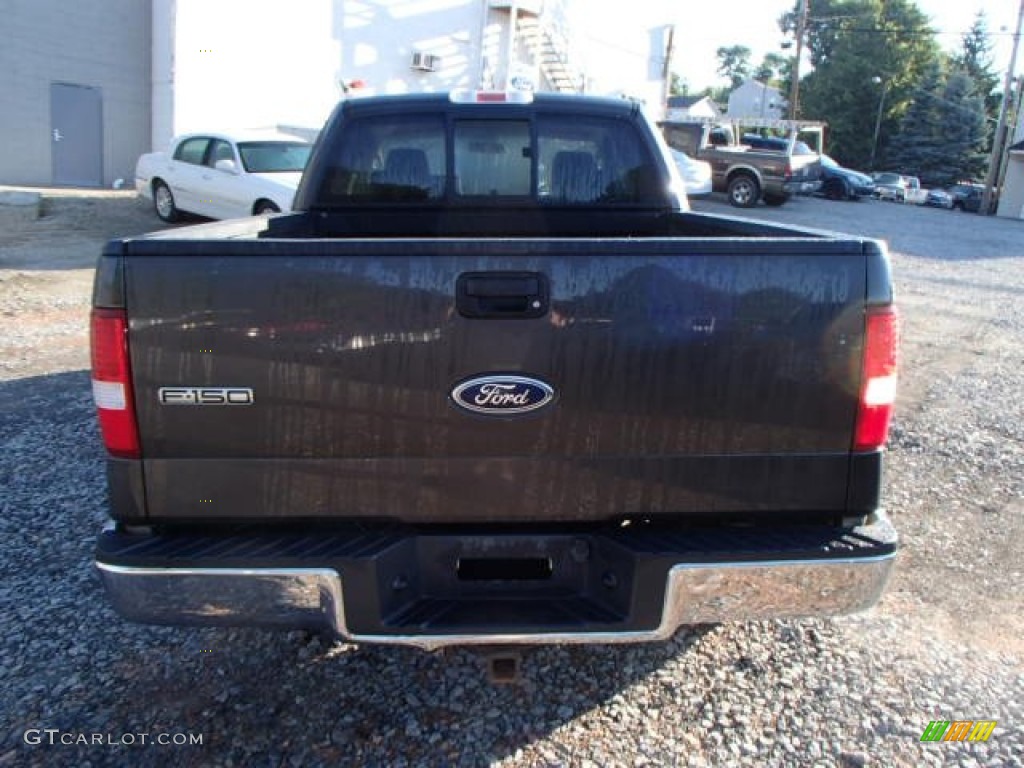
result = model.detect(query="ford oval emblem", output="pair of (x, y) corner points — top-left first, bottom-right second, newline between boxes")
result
(451, 375), (555, 416)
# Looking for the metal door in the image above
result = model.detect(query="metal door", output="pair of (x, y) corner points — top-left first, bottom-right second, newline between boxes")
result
(51, 83), (103, 187)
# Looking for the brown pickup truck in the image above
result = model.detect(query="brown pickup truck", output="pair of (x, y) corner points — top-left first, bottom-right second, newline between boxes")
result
(661, 118), (824, 208)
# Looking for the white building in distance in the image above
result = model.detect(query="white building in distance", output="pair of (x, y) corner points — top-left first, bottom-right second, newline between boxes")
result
(727, 79), (787, 120)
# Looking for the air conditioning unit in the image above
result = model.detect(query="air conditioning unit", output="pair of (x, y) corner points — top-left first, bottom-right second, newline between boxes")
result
(410, 52), (440, 72)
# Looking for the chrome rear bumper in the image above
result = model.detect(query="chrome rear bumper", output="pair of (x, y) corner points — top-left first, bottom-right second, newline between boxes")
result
(96, 516), (896, 650)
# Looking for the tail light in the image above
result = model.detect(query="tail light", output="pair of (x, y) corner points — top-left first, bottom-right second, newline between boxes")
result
(90, 308), (140, 458)
(854, 306), (899, 451)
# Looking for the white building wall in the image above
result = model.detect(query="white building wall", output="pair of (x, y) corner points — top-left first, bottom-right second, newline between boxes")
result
(996, 153), (1024, 219)
(168, 0), (343, 141)
(155, 0), (503, 148)
(996, 104), (1024, 219)
(572, 4), (672, 116)
(0, 0), (151, 186)
(727, 80), (785, 120)
(152, 0), (177, 151)
(150, 0), (667, 149)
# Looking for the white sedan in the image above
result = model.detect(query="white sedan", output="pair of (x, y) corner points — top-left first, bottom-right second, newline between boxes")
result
(670, 149), (712, 199)
(135, 131), (312, 222)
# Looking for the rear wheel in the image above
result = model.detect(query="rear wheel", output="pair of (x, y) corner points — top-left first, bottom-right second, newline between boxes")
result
(254, 200), (280, 215)
(727, 174), (760, 208)
(823, 178), (849, 201)
(153, 181), (179, 222)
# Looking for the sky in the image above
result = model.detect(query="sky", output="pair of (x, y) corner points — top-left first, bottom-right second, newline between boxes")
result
(578, 0), (1021, 94)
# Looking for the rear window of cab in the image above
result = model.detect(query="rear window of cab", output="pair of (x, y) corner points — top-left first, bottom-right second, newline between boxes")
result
(316, 112), (663, 205)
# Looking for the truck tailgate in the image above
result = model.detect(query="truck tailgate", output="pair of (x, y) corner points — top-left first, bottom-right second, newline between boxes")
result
(121, 236), (871, 524)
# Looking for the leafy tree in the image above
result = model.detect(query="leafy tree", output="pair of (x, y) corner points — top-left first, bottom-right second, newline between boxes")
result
(775, 57), (795, 114)
(779, 0), (876, 69)
(756, 53), (789, 86)
(702, 85), (731, 107)
(670, 73), (690, 97)
(785, 0), (941, 169)
(716, 45), (752, 89)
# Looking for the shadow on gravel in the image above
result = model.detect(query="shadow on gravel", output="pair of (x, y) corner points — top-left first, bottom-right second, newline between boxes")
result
(0, 369), (94, 440)
(78, 624), (722, 766)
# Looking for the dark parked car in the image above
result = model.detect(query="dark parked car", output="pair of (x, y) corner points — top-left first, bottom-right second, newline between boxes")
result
(924, 188), (953, 208)
(948, 182), (985, 212)
(818, 155), (875, 200)
(740, 140), (871, 200)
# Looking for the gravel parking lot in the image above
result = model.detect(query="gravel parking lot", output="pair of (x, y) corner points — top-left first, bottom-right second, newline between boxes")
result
(1, 190), (1021, 767)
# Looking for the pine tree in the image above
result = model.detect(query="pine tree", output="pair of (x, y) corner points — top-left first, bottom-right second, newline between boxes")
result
(954, 12), (1000, 102)
(888, 60), (945, 181)
(952, 11), (1000, 149)
(937, 71), (988, 184)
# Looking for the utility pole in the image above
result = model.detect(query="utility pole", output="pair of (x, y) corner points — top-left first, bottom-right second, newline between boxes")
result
(788, 0), (809, 120)
(981, 0), (1024, 215)
(661, 24), (676, 117)
(869, 78), (890, 171)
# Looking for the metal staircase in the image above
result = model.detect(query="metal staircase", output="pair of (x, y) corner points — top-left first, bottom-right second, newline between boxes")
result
(491, 0), (583, 93)
(517, 14), (581, 93)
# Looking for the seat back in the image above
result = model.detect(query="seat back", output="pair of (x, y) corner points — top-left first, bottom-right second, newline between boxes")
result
(550, 150), (600, 202)
(381, 147), (430, 188)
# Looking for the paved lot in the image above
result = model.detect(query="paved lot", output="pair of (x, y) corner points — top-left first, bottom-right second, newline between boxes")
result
(1, 191), (1021, 767)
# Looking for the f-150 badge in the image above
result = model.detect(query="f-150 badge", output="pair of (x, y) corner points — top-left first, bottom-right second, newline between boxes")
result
(451, 375), (554, 415)
(158, 387), (254, 405)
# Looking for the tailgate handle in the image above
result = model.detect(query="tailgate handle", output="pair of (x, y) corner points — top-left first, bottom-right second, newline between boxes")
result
(456, 271), (548, 319)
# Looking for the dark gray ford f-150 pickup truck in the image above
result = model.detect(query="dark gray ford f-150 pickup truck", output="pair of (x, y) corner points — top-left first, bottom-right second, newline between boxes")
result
(91, 91), (899, 652)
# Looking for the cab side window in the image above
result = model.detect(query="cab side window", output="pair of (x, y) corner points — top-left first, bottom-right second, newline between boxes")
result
(207, 140), (235, 168)
(174, 138), (211, 165)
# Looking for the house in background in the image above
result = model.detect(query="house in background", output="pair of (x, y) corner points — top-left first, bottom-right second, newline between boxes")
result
(727, 79), (786, 120)
(665, 94), (722, 121)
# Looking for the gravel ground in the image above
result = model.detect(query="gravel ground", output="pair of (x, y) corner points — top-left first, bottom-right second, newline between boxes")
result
(1, 190), (1022, 767)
